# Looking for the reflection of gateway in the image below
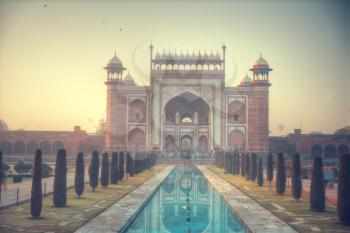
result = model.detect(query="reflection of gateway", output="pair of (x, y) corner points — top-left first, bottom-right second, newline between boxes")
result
(126, 167), (245, 233)
(104, 45), (272, 155)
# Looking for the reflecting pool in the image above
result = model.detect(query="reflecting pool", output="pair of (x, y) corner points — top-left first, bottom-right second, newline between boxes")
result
(124, 165), (246, 233)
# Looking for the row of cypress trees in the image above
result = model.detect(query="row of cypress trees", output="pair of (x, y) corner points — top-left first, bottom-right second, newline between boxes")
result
(215, 150), (350, 226)
(27, 149), (158, 218)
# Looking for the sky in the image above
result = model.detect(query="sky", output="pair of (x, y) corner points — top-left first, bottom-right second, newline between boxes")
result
(0, 0), (349, 136)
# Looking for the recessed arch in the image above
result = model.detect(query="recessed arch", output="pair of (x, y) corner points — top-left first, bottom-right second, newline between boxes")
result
(198, 135), (209, 152)
(0, 140), (12, 154)
(14, 140), (25, 154)
(40, 141), (51, 155)
(311, 144), (323, 158)
(164, 135), (176, 152)
(228, 129), (245, 152)
(227, 100), (246, 124)
(338, 144), (349, 157)
(324, 144), (336, 159)
(129, 98), (146, 123)
(180, 135), (192, 151)
(27, 140), (38, 155)
(128, 128), (146, 151)
(52, 141), (64, 154)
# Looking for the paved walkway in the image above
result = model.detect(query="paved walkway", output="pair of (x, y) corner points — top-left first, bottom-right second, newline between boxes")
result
(0, 170), (89, 208)
(198, 165), (298, 233)
(75, 165), (175, 233)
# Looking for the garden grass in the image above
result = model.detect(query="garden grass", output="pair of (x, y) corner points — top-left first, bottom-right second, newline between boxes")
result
(210, 166), (350, 233)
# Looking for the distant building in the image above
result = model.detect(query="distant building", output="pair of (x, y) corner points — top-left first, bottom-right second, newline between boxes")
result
(269, 129), (350, 159)
(0, 126), (104, 162)
(104, 45), (272, 155)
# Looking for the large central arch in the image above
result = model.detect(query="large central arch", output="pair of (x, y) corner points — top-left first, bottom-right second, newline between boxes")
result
(162, 91), (212, 152)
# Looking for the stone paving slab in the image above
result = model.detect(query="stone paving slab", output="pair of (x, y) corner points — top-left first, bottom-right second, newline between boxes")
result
(197, 165), (298, 233)
(74, 165), (175, 233)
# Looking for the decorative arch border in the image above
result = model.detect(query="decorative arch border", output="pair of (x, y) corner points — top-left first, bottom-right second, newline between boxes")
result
(160, 88), (214, 151)
(161, 87), (213, 112)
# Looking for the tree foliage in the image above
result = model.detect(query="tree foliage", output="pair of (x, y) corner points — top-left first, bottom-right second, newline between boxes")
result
(31, 149), (42, 218)
(101, 153), (109, 187)
(75, 153), (84, 197)
(276, 153), (286, 195)
(53, 149), (67, 207)
(310, 156), (325, 212)
(89, 151), (100, 191)
(291, 153), (302, 200)
(257, 157), (264, 187)
(338, 154), (350, 225)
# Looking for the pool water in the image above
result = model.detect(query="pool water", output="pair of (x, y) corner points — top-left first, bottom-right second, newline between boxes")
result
(124, 165), (246, 233)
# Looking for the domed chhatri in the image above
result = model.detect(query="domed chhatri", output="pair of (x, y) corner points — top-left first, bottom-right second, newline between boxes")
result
(253, 53), (269, 68)
(104, 52), (126, 80)
(106, 52), (123, 67)
(250, 52), (273, 85)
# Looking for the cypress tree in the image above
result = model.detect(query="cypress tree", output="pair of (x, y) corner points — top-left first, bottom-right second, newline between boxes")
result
(267, 153), (274, 191)
(101, 153), (109, 187)
(110, 152), (118, 184)
(89, 151), (100, 191)
(250, 153), (257, 182)
(75, 153), (84, 197)
(53, 149), (67, 207)
(220, 151), (224, 168)
(229, 152), (233, 174)
(257, 157), (263, 187)
(310, 156), (325, 212)
(31, 149), (42, 218)
(236, 153), (240, 175)
(338, 154), (350, 226)
(276, 153), (286, 195)
(118, 151), (125, 180)
(0, 150), (2, 202)
(291, 153), (302, 201)
(227, 151), (231, 174)
(129, 152), (135, 176)
(245, 154), (250, 180)
(134, 152), (139, 174)
(241, 153), (245, 177)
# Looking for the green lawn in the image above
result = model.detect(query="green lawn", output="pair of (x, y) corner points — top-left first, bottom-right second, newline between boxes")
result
(0, 165), (166, 233)
(209, 166), (350, 233)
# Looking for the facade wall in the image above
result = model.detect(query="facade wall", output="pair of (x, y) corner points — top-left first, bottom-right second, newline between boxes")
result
(269, 131), (350, 158)
(0, 126), (104, 158)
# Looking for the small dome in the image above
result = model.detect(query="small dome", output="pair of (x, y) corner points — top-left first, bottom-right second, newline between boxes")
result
(107, 52), (123, 67)
(240, 73), (252, 85)
(124, 73), (136, 85)
(253, 53), (269, 68)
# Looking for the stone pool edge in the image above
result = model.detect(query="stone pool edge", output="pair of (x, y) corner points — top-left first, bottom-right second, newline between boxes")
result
(74, 165), (175, 233)
(197, 165), (298, 233)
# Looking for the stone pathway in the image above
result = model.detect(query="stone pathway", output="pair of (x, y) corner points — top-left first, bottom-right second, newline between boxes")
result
(74, 165), (174, 233)
(198, 165), (298, 233)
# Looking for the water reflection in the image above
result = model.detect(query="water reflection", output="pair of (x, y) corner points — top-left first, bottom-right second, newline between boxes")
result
(125, 166), (245, 233)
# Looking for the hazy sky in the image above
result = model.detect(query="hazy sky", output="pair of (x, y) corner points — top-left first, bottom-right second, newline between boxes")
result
(0, 0), (349, 135)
